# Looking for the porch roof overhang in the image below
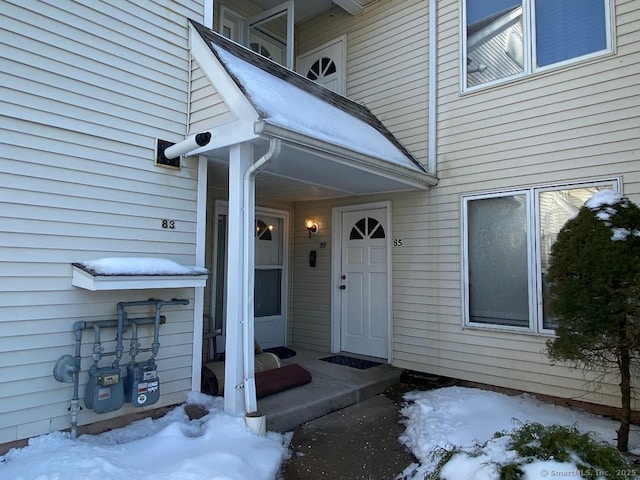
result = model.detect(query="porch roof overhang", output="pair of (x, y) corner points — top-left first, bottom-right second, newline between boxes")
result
(187, 20), (438, 196)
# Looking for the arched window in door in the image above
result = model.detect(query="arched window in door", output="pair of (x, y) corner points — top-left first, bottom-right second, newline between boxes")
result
(349, 217), (386, 240)
(306, 57), (337, 82)
(250, 42), (273, 60)
(255, 219), (273, 241)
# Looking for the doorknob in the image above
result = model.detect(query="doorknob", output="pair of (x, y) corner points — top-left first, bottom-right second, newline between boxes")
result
(339, 285), (346, 290)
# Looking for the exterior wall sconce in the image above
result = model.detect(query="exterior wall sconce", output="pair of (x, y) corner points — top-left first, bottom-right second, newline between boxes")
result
(305, 219), (319, 238)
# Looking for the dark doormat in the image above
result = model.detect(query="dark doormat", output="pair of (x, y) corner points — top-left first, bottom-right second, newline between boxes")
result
(263, 346), (297, 360)
(320, 355), (382, 370)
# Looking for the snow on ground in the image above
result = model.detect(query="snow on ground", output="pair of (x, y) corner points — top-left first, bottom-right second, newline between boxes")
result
(398, 386), (640, 480)
(2, 386), (639, 480)
(0, 392), (288, 480)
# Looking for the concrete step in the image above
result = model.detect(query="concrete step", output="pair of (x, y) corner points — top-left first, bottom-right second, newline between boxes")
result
(258, 349), (402, 432)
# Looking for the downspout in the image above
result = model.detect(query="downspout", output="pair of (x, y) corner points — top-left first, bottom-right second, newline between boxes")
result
(428, 0), (438, 176)
(242, 138), (282, 415)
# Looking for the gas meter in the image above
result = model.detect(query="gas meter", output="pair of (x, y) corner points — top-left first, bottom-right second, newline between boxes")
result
(125, 360), (159, 407)
(85, 365), (125, 414)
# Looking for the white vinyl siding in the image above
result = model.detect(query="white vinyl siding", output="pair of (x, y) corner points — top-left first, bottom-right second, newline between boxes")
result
(0, 0), (204, 445)
(189, 61), (237, 133)
(296, 0), (640, 410)
(290, 202), (334, 352)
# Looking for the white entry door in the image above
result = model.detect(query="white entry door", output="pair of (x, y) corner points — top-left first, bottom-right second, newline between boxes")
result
(296, 35), (346, 94)
(339, 207), (389, 358)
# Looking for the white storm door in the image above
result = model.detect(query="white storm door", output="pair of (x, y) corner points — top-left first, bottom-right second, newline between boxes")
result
(340, 208), (389, 358)
(247, 1), (293, 68)
(297, 36), (346, 94)
(220, 3), (293, 68)
(248, 29), (285, 66)
(213, 205), (287, 351)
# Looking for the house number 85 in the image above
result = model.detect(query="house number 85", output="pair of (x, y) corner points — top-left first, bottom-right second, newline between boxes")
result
(162, 219), (176, 229)
(393, 239), (403, 247)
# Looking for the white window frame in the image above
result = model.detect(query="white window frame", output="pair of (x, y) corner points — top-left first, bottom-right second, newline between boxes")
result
(460, 0), (615, 92)
(218, 3), (294, 69)
(461, 178), (620, 334)
(220, 6), (244, 43)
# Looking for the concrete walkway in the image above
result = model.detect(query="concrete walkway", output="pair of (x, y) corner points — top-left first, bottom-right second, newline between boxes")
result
(280, 391), (416, 480)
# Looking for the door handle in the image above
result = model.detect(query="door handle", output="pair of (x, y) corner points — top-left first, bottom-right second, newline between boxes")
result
(339, 285), (346, 290)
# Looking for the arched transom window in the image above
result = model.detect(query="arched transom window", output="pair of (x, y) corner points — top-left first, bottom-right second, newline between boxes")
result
(306, 57), (337, 82)
(349, 217), (386, 240)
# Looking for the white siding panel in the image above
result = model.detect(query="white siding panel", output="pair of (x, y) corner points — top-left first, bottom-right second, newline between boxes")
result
(189, 61), (237, 133)
(0, 0), (205, 445)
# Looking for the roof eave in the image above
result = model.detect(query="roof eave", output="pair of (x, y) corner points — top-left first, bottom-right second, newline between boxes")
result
(255, 120), (438, 190)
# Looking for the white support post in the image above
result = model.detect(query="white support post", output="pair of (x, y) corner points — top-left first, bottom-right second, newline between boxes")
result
(223, 143), (254, 415)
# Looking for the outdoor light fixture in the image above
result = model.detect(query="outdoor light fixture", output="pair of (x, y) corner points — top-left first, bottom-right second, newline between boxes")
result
(305, 219), (319, 238)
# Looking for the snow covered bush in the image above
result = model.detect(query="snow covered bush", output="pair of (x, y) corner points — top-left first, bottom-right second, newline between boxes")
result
(427, 422), (631, 480)
(545, 191), (640, 451)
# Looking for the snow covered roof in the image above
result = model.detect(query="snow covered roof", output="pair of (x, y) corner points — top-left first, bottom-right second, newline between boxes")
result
(189, 21), (430, 177)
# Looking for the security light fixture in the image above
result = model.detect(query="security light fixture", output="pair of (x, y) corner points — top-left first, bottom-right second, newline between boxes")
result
(155, 132), (212, 169)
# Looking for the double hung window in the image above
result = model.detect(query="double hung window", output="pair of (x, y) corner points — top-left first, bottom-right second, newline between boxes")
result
(462, 0), (612, 90)
(462, 180), (619, 333)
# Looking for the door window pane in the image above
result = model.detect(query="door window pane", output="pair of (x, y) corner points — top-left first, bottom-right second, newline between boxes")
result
(255, 269), (282, 317)
(467, 194), (530, 327)
(254, 214), (284, 318)
(255, 216), (282, 265)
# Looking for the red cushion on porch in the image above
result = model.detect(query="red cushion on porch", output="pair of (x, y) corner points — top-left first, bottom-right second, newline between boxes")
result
(255, 363), (312, 399)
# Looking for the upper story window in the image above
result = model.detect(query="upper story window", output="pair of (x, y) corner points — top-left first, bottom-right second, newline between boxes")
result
(462, 0), (613, 91)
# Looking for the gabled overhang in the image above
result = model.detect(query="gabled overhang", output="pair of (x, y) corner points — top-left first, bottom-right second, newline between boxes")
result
(187, 20), (438, 196)
(254, 120), (435, 193)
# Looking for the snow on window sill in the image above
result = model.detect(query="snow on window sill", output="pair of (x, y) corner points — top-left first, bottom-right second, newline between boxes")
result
(71, 258), (209, 291)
